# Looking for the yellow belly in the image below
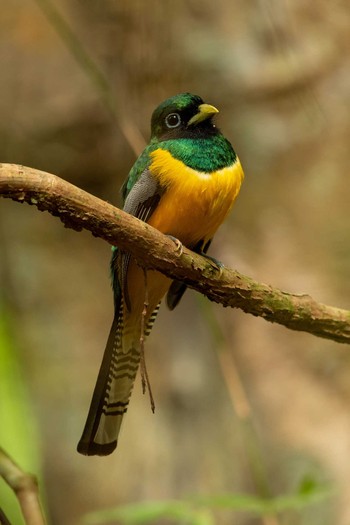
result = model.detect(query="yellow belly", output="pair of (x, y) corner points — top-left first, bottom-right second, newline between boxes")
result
(148, 148), (244, 246)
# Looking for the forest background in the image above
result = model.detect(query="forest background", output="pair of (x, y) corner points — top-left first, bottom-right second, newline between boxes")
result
(0, 1), (349, 524)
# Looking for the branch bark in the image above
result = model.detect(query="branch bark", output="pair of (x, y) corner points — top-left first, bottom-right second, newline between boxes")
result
(0, 163), (349, 344)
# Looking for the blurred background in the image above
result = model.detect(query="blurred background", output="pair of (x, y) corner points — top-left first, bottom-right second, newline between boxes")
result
(0, 1), (349, 524)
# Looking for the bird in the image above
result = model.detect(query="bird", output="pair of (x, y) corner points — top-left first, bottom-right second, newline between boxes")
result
(77, 93), (244, 456)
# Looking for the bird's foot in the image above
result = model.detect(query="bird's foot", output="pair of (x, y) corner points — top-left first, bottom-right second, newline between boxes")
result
(201, 253), (224, 278)
(167, 235), (183, 257)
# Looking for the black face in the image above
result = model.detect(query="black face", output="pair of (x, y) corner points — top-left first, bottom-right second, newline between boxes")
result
(150, 93), (218, 141)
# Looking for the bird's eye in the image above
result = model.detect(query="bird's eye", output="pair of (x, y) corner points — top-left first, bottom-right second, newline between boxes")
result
(165, 113), (181, 128)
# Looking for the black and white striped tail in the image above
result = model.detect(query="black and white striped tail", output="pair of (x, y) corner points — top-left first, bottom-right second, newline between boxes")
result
(77, 302), (161, 456)
(77, 306), (140, 456)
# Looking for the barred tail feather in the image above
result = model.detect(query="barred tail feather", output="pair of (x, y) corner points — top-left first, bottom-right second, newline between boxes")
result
(77, 312), (140, 456)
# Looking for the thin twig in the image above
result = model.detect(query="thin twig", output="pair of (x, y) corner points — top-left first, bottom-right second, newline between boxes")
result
(200, 299), (281, 524)
(34, 0), (145, 156)
(0, 447), (46, 525)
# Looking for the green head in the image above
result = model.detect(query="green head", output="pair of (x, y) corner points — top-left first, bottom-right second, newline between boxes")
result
(150, 93), (219, 141)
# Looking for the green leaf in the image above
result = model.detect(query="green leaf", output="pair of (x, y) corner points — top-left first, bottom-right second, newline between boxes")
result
(84, 500), (200, 525)
(84, 483), (334, 524)
(191, 483), (333, 513)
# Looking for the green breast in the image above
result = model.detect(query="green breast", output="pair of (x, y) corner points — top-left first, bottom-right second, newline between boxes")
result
(160, 134), (236, 173)
(122, 133), (236, 202)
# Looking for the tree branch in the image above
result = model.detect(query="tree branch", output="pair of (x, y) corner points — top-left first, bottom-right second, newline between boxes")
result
(0, 163), (349, 344)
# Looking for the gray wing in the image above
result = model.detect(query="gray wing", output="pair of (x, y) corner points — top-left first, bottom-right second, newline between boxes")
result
(123, 169), (162, 219)
(121, 169), (164, 310)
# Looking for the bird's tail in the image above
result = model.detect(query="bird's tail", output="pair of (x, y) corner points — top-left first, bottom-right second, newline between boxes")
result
(77, 305), (141, 456)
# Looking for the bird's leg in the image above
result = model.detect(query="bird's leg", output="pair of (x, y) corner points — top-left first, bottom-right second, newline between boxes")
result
(140, 269), (155, 413)
(166, 235), (183, 257)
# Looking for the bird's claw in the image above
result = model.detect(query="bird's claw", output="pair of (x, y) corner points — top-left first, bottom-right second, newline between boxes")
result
(167, 235), (183, 257)
(202, 253), (224, 278)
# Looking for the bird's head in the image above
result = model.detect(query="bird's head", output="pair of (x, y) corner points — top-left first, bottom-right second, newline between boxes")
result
(150, 93), (219, 141)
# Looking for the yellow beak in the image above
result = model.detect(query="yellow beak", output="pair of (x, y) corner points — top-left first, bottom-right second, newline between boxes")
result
(188, 103), (219, 126)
